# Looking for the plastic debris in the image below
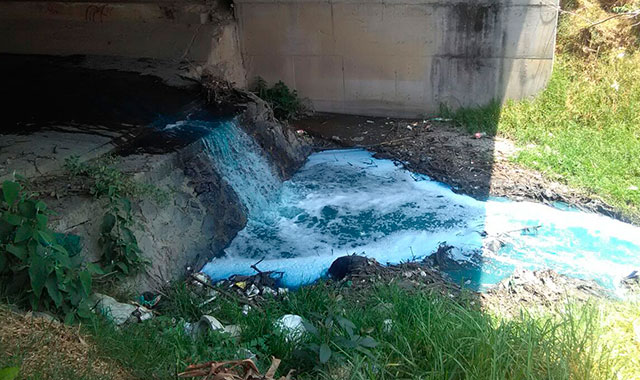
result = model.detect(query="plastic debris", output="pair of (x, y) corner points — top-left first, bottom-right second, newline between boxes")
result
(275, 314), (306, 341)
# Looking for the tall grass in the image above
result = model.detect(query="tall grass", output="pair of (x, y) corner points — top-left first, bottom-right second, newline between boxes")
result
(77, 283), (636, 380)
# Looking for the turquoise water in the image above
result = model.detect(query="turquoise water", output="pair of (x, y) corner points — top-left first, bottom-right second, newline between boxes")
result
(200, 122), (640, 292)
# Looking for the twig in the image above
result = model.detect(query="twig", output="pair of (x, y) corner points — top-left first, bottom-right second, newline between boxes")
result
(250, 257), (265, 274)
(587, 10), (640, 28)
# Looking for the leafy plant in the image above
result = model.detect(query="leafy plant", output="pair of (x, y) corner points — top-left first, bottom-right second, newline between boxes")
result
(65, 156), (163, 277)
(301, 313), (378, 366)
(0, 180), (93, 323)
(253, 77), (306, 121)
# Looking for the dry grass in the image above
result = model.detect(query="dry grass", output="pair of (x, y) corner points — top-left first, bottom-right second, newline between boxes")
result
(0, 305), (130, 380)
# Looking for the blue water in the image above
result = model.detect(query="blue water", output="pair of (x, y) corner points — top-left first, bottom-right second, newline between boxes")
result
(200, 122), (640, 292)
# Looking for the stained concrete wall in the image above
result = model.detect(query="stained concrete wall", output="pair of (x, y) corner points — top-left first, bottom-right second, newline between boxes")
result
(0, 0), (247, 86)
(236, 0), (559, 117)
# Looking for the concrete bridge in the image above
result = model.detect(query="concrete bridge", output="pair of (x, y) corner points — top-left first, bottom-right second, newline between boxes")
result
(0, 0), (558, 117)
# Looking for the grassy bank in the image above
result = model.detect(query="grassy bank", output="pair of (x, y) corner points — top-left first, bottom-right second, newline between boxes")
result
(5, 282), (638, 380)
(444, 0), (640, 220)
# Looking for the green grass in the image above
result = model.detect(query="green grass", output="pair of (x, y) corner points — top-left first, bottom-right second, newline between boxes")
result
(77, 282), (639, 380)
(442, 3), (640, 220)
(444, 54), (640, 220)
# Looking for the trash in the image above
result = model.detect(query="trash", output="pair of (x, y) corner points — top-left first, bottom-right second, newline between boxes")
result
(223, 325), (242, 338)
(132, 306), (154, 322)
(366, 120), (374, 124)
(237, 348), (256, 360)
(383, 319), (393, 333)
(629, 185), (639, 191)
(179, 357), (294, 380)
(242, 305), (252, 315)
(295, 129), (305, 135)
(192, 315), (224, 336)
(474, 132), (486, 139)
(192, 272), (210, 287)
(246, 284), (260, 298)
(275, 314), (306, 341)
(138, 292), (161, 309)
(90, 293), (137, 326)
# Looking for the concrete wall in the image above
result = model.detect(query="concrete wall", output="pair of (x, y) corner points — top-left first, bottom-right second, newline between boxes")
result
(0, 0), (246, 86)
(235, 0), (559, 117)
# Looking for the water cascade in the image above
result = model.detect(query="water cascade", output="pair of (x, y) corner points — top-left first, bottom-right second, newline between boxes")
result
(200, 123), (640, 292)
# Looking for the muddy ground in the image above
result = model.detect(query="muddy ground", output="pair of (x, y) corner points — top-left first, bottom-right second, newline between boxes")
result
(295, 113), (629, 224)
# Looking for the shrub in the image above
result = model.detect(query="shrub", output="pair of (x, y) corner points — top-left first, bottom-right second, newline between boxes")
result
(253, 77), (306, 121)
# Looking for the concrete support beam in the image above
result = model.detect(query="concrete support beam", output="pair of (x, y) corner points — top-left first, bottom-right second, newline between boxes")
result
(236, 0), (559, 117)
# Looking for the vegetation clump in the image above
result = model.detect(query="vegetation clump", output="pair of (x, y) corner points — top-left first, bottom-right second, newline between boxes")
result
(253, 77), (307, 121)
(64, 156), (167, 277)
(0, 180), (94, 323)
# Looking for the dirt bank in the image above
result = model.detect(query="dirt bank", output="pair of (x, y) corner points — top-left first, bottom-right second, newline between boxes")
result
(295, 113), (630, 224)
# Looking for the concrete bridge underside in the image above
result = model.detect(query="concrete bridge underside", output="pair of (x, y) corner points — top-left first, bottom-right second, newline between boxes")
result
(0, 0), (559, 117)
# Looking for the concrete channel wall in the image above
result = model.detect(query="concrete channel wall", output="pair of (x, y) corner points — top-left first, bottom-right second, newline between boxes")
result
(235, 0), (559, 117)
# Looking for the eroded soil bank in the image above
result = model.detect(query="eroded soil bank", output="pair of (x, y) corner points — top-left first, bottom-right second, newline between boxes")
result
(295, 113), (631, 224)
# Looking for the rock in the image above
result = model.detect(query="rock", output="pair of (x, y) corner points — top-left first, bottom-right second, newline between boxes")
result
(90, 293), (137, 326)
(275, 314), (306, 341)
(193, 315), (224, 336)
(328, 255), (369, 280)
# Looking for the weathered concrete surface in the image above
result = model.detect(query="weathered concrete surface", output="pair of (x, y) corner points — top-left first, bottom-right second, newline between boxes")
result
(236, 0), (559, 117)
(0, 0), (246, 86)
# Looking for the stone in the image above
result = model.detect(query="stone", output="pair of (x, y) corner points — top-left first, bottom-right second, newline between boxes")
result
(275, 314), (307, 341)
(90, 293), (137, 326)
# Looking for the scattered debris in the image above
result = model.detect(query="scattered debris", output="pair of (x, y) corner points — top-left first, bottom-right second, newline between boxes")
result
(179, 357), (294, 380)
(275, 314), (306, 342)
(192, 315), (224, 336)
(621, 270), (640, 294)
(482, 268), (611, 317)
(90, 293), (138, 326)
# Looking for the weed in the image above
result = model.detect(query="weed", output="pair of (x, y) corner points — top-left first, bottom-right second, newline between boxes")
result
(64, 156), (168, 277)
(0, 180), (94, 323)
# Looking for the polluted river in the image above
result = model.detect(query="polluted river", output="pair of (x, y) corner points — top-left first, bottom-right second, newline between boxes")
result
(163, 119), (640, 294)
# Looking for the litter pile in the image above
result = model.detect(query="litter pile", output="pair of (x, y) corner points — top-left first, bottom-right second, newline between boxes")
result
(327, 254), (462, 298)
(481, 268), (611, 317)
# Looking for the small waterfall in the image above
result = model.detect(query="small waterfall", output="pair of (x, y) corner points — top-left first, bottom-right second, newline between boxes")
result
(202, 120), (282, 216)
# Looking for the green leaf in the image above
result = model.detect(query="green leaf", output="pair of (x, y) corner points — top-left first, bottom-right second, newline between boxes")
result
(2, 181), (20, 207)
(319, 343), (332, 364)
(121, 198), (132, 213)
(101, 213), (116, 234)
(18, 200), (36, 218)
(29, 253), (50, 298)
(79, 271), (92, 296)
(14, 224), (32, 243)
(0, 366), (20, 380)
(45, 274), (63, 308)
(87, 262), (106, 275)
(64, 312), (76, 325)
(0, 219), (12, 242)
(358, 336), (378, 348)
(77, 301), (92, 319)
(35, 200), (47, 212)
(301, 320), (319, 336)
(36, 213), (48, 229)
(6, 244), (27, 260)
(3, 213), (23, 226)
(37, 230), (55, 246)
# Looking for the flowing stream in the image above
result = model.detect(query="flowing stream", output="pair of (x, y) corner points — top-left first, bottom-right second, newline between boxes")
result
(199, 121), (640, 292)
